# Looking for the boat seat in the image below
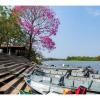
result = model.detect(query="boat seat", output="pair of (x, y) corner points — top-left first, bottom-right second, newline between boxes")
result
(71, 73), (77, 76)
(54, 71), (58, 74)
(51, 70), (55, 74)
(52, 77), (59, 84)
(45, 70), (51, 74)
(76, 73), (84, 77)
(39, 77), (52, 84)
(64, 79), (73, 87)
(74, 80), (84, 88)
(58, 71), (63, 75)
(93, 74), (100, 79)
(63, 72), (66, 75)
(88, 82), (100, 92)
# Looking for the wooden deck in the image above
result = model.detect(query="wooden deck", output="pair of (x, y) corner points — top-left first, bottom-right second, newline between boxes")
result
(0, 54), (34, 94)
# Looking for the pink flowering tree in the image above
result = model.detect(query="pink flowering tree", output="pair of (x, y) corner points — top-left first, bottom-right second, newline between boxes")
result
(12, 6), (60, 60)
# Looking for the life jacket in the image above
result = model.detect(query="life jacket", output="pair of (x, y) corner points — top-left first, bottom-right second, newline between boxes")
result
(62, 90), (69, 95)
(75, 86), (87, 94)
(63, 86), (87, 95)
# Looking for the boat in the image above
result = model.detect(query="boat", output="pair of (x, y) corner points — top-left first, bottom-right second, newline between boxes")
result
(22, 73), (100, 94)
(24, 78), (89, 95)
(18, 90), (34, 95)
(39, 65), (81, 70)
(38, 65), (98, 75)
(34, 67), (46, 76)
(34, 67), (100, 81)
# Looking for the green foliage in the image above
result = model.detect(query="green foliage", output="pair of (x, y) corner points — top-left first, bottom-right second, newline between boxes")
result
(0, 6), (25, 48)
(42, 57), (66, 61)
(97, 56), (100, 60)
(42, 56), (100, 61)
(66, 56), (100, 61)
(24, 47), (42, 64)
(0, 6), (43, 63)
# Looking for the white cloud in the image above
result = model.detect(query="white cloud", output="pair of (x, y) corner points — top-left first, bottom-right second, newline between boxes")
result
(86, 7), (100, 16)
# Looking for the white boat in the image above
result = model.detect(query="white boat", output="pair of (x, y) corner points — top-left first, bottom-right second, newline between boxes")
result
(23, 73), (100, 94)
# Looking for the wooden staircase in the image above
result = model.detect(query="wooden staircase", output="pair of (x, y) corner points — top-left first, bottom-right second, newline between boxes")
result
(0, 54), (35, 94)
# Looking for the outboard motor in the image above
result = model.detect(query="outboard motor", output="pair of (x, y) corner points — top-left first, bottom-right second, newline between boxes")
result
(84, 70), (89, 77)
(58, 75), (65, 86)
(83, 66), (91, 72)
(87, 66), (91, 68)
(65, 69), (72, 78)
(50, 78), (52, 84)
(88, 75), (93, 90)
(56, 68), (58, 71)
(83, 67), (87, 72)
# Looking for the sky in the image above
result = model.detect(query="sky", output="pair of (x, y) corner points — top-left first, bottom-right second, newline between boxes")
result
(42, 6), (100, 59)
(3, 5), (100, 59)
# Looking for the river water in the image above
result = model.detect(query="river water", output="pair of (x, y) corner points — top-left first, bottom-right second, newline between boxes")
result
(42, 61), (100, 74)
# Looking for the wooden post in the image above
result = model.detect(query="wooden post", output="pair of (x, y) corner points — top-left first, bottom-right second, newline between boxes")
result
(9, 47), (11, 55)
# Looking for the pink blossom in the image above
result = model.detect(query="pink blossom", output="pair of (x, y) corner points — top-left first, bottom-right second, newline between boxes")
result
(34, 27), (41, 35)
(11, 6), (60, 52)
(41, 36), (55, 50)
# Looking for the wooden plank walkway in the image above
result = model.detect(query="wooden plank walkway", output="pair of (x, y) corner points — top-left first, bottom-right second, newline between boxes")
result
(10, 81), (25, 94)
(0, 77), (21, 94)
(0, 54), (34, 94)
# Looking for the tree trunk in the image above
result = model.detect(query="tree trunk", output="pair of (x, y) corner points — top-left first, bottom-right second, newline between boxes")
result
(28, 35), (32, 61)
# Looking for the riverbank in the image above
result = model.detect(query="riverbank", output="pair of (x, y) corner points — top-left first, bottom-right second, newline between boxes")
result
(42, 59), (100, 61)
(41, 56), (100, 61)
(42, 60), (100, 74)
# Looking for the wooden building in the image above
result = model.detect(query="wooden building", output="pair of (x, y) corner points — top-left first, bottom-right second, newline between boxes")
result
(0, 46), (25, 56)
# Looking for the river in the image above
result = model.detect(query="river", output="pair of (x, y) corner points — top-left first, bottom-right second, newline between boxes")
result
(42, 61), (100, 74)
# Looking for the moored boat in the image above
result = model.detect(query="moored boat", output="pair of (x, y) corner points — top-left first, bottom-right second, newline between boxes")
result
(23, 73), (100, 94)
(34, 67), (100, 81)
(24, 78), (88, 95)
(18, 90), (34, 95)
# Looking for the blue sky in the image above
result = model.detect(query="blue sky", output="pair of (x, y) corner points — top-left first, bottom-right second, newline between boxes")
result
(42, 6), (100, 58)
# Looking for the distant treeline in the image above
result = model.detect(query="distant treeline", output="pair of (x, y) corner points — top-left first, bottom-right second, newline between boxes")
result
(42, 58), (66, 61)
(42, 56), (100, 61)
(66, 56), (100, 61)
